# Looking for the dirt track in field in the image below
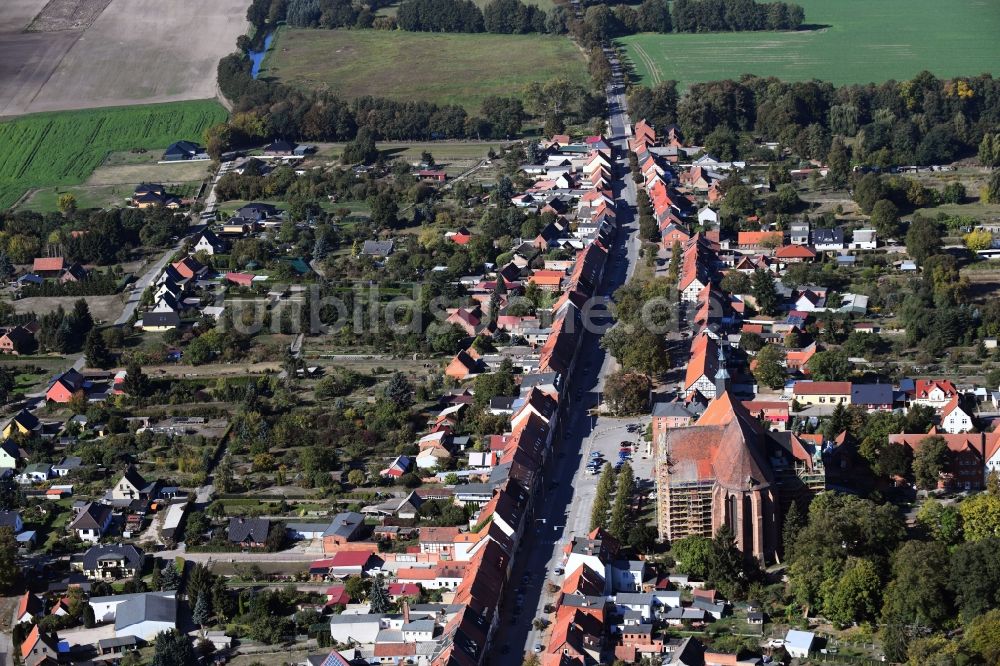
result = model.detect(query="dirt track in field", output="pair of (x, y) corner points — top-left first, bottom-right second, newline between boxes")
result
(0, 0), (249, 117)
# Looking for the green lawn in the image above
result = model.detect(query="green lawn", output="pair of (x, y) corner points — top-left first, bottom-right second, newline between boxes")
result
(620, 0), (1000, 89)
(260, 28), (589, 111)
(0, 100), (227, 210)
(21, 181), (201, 214)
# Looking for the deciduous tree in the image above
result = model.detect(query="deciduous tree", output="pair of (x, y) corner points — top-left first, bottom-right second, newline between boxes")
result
(604, 371), (651, 415)
(750, 269), (778, 315)
(912, 435), (949, 490)
(752, 344), (785, 389)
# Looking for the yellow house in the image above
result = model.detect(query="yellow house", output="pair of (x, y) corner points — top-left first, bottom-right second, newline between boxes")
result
(3, 409), (39, 439)
(792, 381), (852, 406)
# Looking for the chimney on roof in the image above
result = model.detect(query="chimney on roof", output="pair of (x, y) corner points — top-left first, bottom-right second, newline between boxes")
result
(403, 600), (410, 624)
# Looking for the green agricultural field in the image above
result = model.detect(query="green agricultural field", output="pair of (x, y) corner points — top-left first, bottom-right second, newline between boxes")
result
(620, 0), (1000, 89)
(0, 100), (227, 210)
(260, 29), (589, 111)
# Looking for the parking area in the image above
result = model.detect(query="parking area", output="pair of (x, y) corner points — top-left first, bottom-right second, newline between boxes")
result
(581, 416), (653, 482)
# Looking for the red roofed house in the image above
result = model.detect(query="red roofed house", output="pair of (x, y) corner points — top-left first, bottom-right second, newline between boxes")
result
(445, 306), (482, 337)
(225, 272), (255, 287)
(546, 608), (604, 664)
(447, 227), (472, 245)
(615, 624), (666, 662)
(774, 244), (817, 263)
(529, 269), (566, 292)
(445, 348), (484, 381)
(46, 368), (85, 403)
(387, 582), (421, 601)
(325, 585), (351, 606)
(171, 256), (207, 281)
(737, 231), (784, 250)
(911, 379), (958, 408)
(741, 400), (789, 429)
(417, 169), (447, 182)
(328, 550), (378, 577)
(21, 625), (58, 666)
(15, 592), (43, 624)
(634, 119), (656, 146)
(785, 342), (817, 373)
(32, 257), (64, 278)
(888, 430), (997, 491)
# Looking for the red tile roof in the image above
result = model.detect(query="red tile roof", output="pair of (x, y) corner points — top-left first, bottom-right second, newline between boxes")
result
(775, 244), (817, 259)
(329, 550), (375, 567)
(793, 381), (852, 395)
(32, 257), (64, 273)
(737, 231), (783, 247)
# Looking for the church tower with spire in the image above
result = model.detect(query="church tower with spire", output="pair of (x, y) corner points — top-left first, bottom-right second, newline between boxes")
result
(714, 345), (730, 397)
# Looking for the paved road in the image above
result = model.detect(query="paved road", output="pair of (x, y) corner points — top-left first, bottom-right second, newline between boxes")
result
(0, 628), (11, 666)
(113, 241), (186, 326)
(113, 159), (231, 329)
(494, 54), (642, 664)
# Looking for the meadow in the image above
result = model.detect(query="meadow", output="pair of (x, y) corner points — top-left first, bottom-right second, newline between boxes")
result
(620, 0), (1000, 89)
(0, 100), (227, 209)
(260, 29), (590, 112)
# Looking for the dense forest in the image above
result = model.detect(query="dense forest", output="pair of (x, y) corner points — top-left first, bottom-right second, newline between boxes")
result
(244, 0), (802, 36)
(628, 72), (1000, 166)
(0, 207), (188, 266)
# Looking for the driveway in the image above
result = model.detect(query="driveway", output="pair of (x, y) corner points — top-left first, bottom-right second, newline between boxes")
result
(57, 623), (117, 647)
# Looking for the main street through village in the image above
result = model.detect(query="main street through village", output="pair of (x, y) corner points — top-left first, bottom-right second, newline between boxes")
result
(493, 53), (650, 665)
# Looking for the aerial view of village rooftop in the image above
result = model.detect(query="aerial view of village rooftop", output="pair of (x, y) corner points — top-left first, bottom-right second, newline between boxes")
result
(0, 0), (998, 664)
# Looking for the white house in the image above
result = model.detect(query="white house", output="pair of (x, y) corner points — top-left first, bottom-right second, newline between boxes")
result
(16, 463), (51, 485)
(697, 207), (718, 227)
(851, 228), (877, 250)
(615, 592), (654, 621)
(90, 591), (177, 641)
(193, 230), (226, 256)
(653, 590), (681, 608)
(794, 290), (826, 312)
(564, 551), (610, 592)
(401, 620), (435, 642)
(68, 502), (113, 543)
(784, 630), (816, 659)
(790, 222), (810, 245)
(812, 228), (845, 252)
(838, 293), (869, 315)
(941, 396), (973, 434)
(611, 560), (645, 593)
(329, 613), (385, 645)
(912, 379), (959, 409)
(0, 440), (24, 470)
(680, 273), (708, 303)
